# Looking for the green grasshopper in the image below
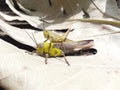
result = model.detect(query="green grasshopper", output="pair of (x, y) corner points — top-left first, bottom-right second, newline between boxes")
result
(25, 29), (94, 66)
(43, 28), (72, 43)
(43, 28), (73, 56)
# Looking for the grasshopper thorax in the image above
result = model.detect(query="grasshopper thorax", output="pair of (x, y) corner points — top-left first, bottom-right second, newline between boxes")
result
(43, 30), (49, 39)
(36, 42), (62, 57)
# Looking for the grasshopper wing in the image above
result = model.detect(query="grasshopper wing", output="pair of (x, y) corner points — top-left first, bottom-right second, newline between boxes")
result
(53, 40), (94, 54)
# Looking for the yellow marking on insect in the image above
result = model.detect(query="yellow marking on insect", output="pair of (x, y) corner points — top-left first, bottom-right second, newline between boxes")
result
(35, 42), (70, 66)
(36, 42), (61, 57)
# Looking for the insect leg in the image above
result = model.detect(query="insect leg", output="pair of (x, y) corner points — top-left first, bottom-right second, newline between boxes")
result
(57, 28), (72, 42)
(61, 51), (70, 66)
(45, 54), (49, 64)
(44, 38), (49, 42)
(62, 28), (71, 41)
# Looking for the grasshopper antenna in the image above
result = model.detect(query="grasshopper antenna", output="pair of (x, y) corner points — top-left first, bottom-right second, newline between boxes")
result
(32, 33), (38, 45)
(24, 30), (38, 46)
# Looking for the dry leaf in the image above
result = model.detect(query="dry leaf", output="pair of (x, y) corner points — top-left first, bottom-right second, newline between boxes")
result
(0, 0), (120, 90)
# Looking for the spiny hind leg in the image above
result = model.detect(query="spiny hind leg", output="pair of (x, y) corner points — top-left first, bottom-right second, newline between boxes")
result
(61, 51), (70, 66)
(56, 28), (72, 54)
(58, 28), (72, 42)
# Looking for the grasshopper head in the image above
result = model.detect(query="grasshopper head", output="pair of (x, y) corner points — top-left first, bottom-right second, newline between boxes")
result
(43, 30), (49, 39)
(36, 44), (43, 55)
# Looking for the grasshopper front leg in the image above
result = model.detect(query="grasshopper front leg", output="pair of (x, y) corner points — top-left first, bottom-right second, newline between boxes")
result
(45, 54), (49, 64)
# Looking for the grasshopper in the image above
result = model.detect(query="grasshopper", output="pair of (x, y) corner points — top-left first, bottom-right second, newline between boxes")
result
(25, 30), (71, 65)
(43, 28), (72, 43)
(25, 29), (94, 66)
(43, 28), (73, 54)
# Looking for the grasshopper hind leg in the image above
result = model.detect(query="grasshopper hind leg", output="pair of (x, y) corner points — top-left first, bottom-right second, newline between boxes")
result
(61, 51), (70, 66)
